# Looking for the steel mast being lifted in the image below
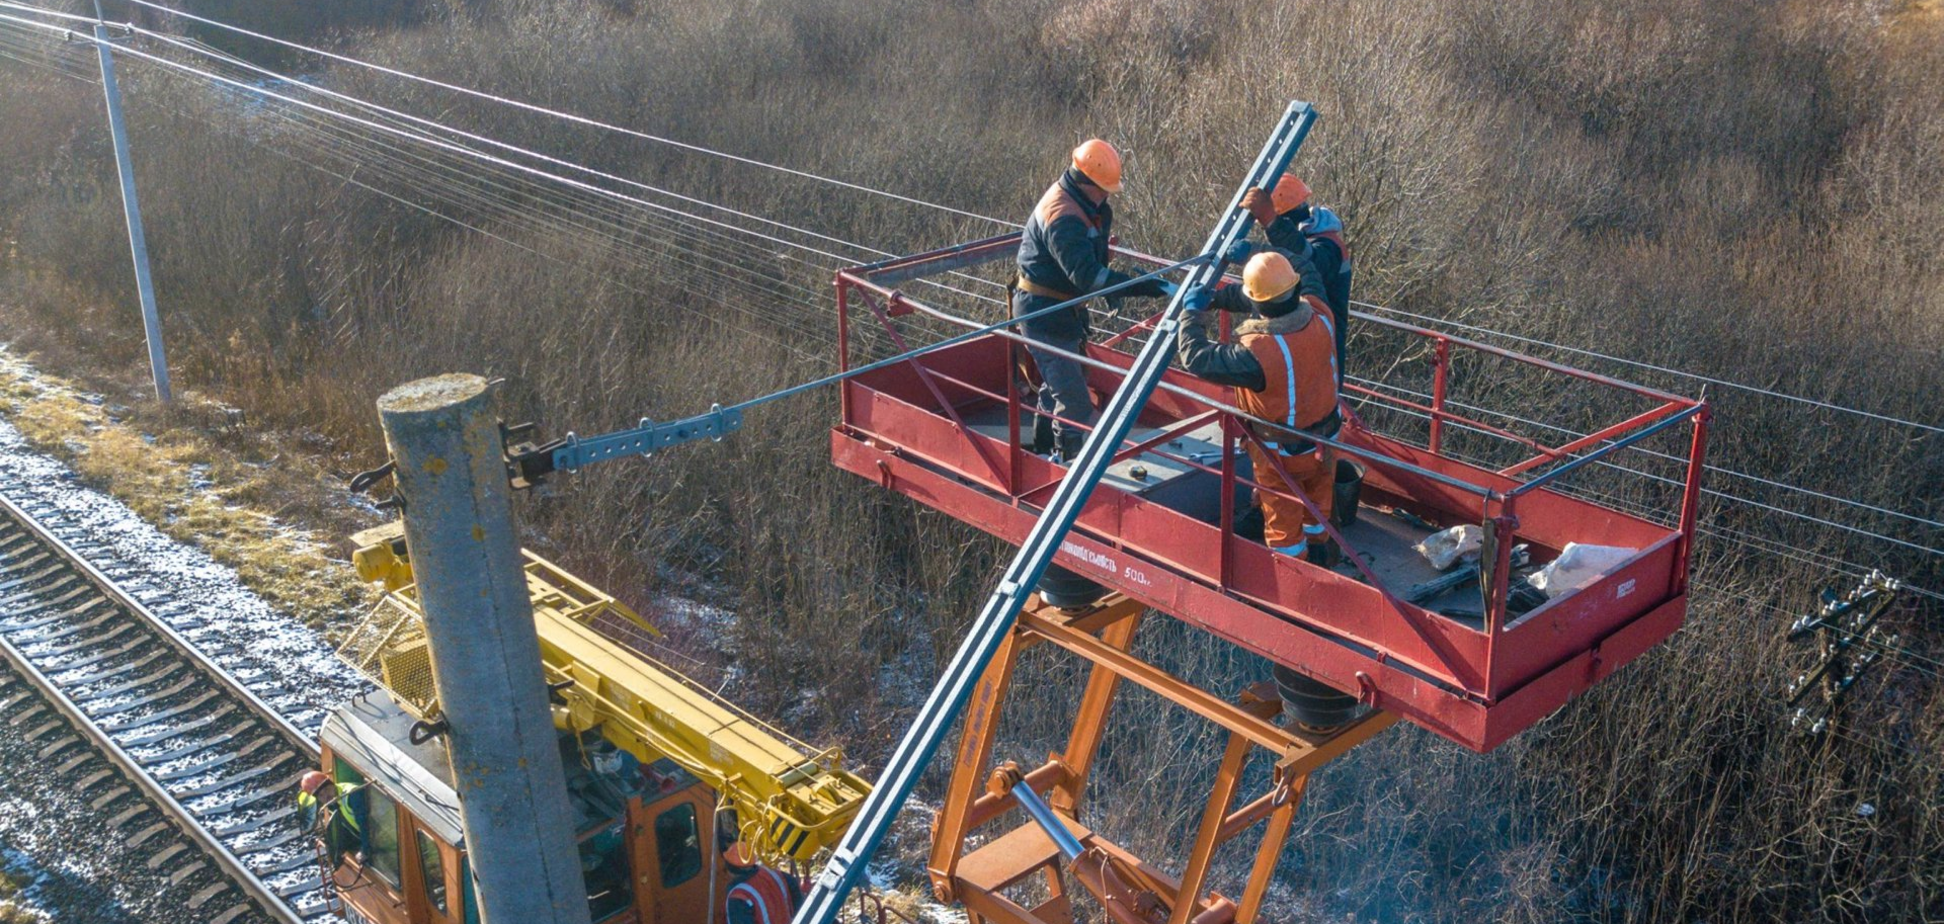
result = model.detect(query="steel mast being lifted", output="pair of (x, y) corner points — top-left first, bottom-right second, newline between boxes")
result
(793, 102), (1320, 924)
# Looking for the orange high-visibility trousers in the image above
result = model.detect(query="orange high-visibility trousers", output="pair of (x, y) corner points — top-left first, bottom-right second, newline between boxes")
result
(1246, 442), (1334, 551)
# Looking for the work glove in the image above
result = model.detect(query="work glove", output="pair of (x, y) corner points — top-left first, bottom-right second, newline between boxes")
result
(1221, 240), (1254, 267)
(1124, 277), (1171, 299)
(1241, 187), (1278, 226)
(1181, 285), (1215, 316)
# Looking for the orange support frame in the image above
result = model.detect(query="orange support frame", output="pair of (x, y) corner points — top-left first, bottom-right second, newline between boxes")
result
(928, 594), (1396, 924)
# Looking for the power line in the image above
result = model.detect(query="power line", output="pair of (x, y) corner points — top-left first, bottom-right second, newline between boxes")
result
(18, 0), (1937, 445)
(5, 6), (1936, 610)
(109, 0), (1018, 229)
(1355, 301), (1944, 436)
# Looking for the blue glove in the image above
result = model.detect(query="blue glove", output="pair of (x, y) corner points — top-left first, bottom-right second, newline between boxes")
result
(1221, 240), (1254, 266)
(1182, 285), (1214, 315)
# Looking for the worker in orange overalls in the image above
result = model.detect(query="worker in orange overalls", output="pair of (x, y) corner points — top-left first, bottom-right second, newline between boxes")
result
(1173, 249), (1342, 565)
(1013, 139), (1174, 460)
(722, 840), (804, 924)
(1235, 176), (1353, 383)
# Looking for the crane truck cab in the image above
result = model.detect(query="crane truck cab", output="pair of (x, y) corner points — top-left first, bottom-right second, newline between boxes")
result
(313, 523), (871, 924)
(316, 694), (716, 924)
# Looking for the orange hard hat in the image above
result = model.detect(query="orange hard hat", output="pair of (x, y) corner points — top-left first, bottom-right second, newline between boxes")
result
(1241, 252), (1300, 303)
(1071, 139), (1124, 194)
(1269, 175), (1311, 215)
(722, 841), (755, 868)
(300, 770), (332, 796)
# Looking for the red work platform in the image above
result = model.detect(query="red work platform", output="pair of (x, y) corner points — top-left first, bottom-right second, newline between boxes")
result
(828, 234), (1710, 752)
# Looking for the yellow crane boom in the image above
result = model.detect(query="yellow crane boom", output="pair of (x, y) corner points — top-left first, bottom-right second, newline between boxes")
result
(340, 523), (870, 863)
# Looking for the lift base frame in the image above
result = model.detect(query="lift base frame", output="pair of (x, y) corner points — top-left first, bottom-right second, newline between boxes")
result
(928, 594), (1395, 924)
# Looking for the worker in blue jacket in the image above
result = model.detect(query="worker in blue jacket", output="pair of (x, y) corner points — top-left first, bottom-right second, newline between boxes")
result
(1014, 139), (1173, 460)
(1236, 176), (1353, 382)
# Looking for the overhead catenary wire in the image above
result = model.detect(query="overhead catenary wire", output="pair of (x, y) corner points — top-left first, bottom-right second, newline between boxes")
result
(1353, 301), (1944, 436)
(11, 0), (1937, 445)
(110, 0), (1019, 229)
(72, 0), (1944, 441)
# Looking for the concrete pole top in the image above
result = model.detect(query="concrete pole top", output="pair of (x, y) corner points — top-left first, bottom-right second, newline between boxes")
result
(378, 373), (491, 417)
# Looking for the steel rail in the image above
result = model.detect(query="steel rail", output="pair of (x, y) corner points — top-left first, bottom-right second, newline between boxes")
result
(0, 492), (309, 924)
(0, 492), (318, 756)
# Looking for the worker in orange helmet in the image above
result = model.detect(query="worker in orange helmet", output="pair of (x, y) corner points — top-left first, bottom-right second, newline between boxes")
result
(721, 840), (804, 924)
(1234, 175), (1353, 382)
(1014, 138), (1175, 461)
(1173, 248), (1342, 565)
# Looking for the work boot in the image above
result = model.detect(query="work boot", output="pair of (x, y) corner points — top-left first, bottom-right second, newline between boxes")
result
(1305, 538), (1341, 569)
(1054, 429), (1085, 464)
(1029, 413), (1054, 455)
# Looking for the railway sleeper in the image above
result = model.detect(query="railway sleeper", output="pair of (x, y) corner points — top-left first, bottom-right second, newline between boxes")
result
(147, 842), (191, 870)
(89, 784), (132, 810)
(32, 621), (132, 658)
(271, 871), (324, 899)
(0, 562), (65, 593)
(76, 767), (116, 792)
(237, 827), (306, 859)
(38, 733), (81, 760)
(54, 638), (150, 678)
(7, 702), (47, 726)
(96, 684), (211, 728)
(61, 646), (166, 687)
(209, 904), (256, 924)
(74, 662), (183, 705)
(126, 820), (172, 848)
(24, 718), (63, 742)
(187, 880), (235, 911)
(24, 607), (119, 644)
(55, 750), (95, 773)
(173, 752), (293, 799)
(108, 802), (152, 830)
(129, 712), (241, 752)
(167, 859), (208, 886)
(0, 550), (52, 575)
(194, 777), (289, 817)
(209, 802), (294, 837)
(0, 581), (91, 623)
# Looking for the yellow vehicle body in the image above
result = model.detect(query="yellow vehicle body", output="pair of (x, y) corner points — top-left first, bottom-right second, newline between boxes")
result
(341, 523), (870, 863)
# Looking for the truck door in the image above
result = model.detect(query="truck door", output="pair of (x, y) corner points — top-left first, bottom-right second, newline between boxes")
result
(631, 786), (718, 923)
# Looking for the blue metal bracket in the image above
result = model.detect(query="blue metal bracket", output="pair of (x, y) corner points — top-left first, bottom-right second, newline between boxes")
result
(553, 404), (743, 472)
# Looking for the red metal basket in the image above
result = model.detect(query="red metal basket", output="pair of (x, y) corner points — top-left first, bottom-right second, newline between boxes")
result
(829, 234), (1709, 752)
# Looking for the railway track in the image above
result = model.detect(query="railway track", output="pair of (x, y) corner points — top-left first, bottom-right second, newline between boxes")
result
(0, 490), (341, 924)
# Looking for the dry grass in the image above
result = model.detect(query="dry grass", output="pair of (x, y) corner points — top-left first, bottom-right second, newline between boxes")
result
(0, 349), (373, 628)
(1, 0), (1940, 920)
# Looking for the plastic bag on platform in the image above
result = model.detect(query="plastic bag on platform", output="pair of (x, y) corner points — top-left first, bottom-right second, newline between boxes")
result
(1529, 543), (1637, 598)
(1414, 525), (1482, 571)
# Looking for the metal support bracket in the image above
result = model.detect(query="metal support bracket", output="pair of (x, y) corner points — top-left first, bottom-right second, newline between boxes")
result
(497, 404), (745, 489)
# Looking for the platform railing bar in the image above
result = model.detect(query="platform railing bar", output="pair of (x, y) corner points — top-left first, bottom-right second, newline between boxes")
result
(850, 280), (1501, 499)
(1508, 404), (1704, 497)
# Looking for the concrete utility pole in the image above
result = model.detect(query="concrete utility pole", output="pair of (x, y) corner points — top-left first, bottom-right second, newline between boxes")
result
(90, 3), (171, 403)
(377, 374), (591, 924)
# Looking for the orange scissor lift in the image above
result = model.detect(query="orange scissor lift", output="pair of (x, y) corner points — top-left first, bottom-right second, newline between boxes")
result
(826, 231), (1709, 922)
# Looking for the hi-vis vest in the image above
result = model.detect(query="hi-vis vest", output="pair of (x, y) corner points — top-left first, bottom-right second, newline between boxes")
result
(727, 866), (799, 924)
(1235, 297), (1339, 444)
